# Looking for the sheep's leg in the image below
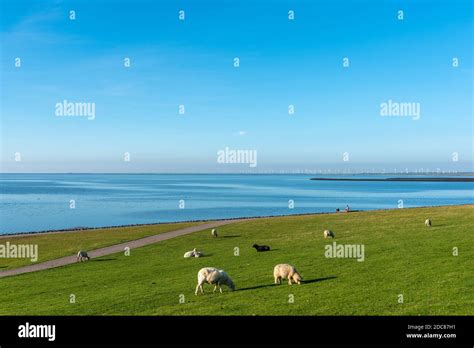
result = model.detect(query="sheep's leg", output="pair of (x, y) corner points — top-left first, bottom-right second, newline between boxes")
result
(288, 276), (293, 285)
(195, 283), (202, 295)
(213, 285), (217, 293)
(219, 286), (223, 293)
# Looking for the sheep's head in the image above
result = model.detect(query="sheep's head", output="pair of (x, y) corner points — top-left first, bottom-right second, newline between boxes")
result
(293, 272), (302, 285)
(252, 244), (258, 249)
(227, 279), (236, 291)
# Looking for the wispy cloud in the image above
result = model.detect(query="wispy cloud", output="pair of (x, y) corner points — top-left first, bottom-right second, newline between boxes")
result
(1, 6), (88, 46)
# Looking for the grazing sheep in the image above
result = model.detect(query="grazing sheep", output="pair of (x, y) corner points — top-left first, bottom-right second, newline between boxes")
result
(273, 264), (302, 285)
(76, 250), (90, 262)
(425, 219), (432, 227)
(195, 267), (235, 295)
(324, 229), (335, 239)
(252, 244), (270, 252)
(211, 228), (218, 237)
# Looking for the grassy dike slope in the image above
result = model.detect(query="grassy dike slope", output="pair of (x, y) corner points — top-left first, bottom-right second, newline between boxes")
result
(0, 222), (205, 269)
(0, 205), (472, 315)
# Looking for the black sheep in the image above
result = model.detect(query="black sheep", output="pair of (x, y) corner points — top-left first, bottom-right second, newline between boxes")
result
(252, 244), (270, 252)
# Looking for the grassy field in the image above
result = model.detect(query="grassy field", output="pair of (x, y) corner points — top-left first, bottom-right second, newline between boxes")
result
(0, 221), (204, 269)
(0, 205), (472, 315)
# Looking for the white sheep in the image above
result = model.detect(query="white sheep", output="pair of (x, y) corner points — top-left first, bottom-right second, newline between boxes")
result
(324, 229), (335, 239)
(195, 267), (235, 295)
(184, 248), (197, 258)
(273, 264), (302, 285)
(76, 250), (90, 262)
(425, 219), (432, 227)
(211, 228), (218, 237)
(184, 248), (204, 258)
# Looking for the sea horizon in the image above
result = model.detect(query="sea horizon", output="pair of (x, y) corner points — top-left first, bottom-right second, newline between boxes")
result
(2, 171), (474, 175)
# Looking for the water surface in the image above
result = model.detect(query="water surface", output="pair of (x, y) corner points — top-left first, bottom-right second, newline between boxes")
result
(0, 174), (472, 234)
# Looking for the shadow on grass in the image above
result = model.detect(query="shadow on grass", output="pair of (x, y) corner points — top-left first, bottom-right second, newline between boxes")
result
(237, 276), (337, 292)
(251, 248), (280, 252)
(187, 254), (213, 258)
(93, 258), (117, 262)
(221, 235), (240, 238)
(302, 276), (337, 284)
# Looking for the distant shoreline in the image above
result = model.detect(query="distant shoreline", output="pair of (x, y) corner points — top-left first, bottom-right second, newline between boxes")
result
(1, 204), (473, 238)
(310, 177), (474, 182)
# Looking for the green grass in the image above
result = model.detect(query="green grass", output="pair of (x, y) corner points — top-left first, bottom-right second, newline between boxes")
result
(0, 205), (472, 315)
(0, 221), (204, 269)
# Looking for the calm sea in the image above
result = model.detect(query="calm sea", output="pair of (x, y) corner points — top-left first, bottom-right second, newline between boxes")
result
(0, 173), (473, 234)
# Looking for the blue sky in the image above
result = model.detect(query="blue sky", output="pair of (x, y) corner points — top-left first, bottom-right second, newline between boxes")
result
(1, 0), (472, 173)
